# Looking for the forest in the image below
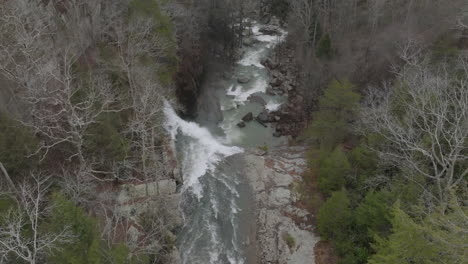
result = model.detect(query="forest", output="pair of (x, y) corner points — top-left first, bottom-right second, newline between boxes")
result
(0, 0), (466, 264)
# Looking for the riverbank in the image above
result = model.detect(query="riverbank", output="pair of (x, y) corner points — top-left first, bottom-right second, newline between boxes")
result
(243, 147), (319, 263)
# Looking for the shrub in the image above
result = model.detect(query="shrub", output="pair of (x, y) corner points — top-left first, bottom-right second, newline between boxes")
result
(258, 145), (269, 152)
(283, 232), (296, 250)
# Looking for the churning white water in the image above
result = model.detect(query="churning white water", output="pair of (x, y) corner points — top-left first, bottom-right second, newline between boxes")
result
(164, 102), (242, 198)
(165, 21), (288, 264)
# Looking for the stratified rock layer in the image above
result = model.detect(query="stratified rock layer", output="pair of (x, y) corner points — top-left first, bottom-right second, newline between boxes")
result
(244, 146), (320, 264)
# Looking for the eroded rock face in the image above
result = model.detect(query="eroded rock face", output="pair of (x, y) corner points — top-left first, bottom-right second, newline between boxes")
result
(244, 146), (320, 264)
(111, 137), (183, 264)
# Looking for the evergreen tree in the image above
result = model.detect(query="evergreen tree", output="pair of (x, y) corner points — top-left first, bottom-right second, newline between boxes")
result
(369, 199), (468, 264)
(317, 189), (352, 241)
(317, 146), (351, 195)
(308, 79), (360, 149)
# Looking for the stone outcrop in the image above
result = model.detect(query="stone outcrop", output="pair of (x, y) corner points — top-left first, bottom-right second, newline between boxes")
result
(258, 44), (307, 138)
(244, 146), (319, 264)
(113, 137), (183, 264)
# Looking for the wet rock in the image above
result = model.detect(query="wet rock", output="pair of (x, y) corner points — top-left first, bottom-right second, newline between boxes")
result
(273, 131), (282, 137)
(243, 38), (255, 47)
(237, 121), (246, 128)
(242, 112), (254, 122)
(266, 87), (276, 96)
(238, 76), (251, 84)
(256, 117), (268, 128)
(261, 58), (278, 69)
(270, 78), (283, 87)
(259, 25), (280, 35)
(257, 110), (271, 123)
(272, 70), (283, 80)
(274, 116), (281, 122)
(248, 94), (267, 106)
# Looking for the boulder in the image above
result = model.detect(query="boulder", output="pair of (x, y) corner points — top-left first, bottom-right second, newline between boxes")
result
(273, 131), (282, 137)
(237, 121), (246, 128)
(243, 38), (255, 47)
(259, 25), (280, 35)
(248, 95), (267, 106)
(242, 112), (254, 122)
(270, 78), (283, 87)
(261, 58), (278, 69)
(257, 110), (272, 123)
(266, 87), (276, 96)
(256, 119), (268, 128)
(238, 76), (251, 84)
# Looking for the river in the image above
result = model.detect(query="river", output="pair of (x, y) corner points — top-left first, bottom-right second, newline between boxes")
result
(164, 22), (288, 264)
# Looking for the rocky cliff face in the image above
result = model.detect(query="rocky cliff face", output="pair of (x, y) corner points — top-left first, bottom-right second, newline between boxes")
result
(113, 136), (183, 264)
(243, 146), (319, 264)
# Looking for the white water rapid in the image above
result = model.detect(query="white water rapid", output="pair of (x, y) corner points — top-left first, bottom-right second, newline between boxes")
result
(164, 21), (288, 264)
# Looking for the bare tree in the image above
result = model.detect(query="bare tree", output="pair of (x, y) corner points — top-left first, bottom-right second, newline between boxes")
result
(0, 173), (73, 264)
(290, 0), (317, 46)
(360, 55), (468, 211)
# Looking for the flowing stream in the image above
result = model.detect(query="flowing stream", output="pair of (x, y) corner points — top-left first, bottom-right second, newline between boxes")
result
(164, 22), (287, 264)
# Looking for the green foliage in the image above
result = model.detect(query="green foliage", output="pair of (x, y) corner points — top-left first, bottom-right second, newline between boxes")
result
(129, 0), (178, 84)
(258, 145), (269, 152)
(369, 199), (468, 264)
(317, 189), (352, 241)
(283, 233), (296, 250)
(45, 193), (144, 264)
(46, 193), (103, 264)
(307, 79), (360, 149)
(316, 34), (332, 59)
(317, 146), (351, 195)
(355, 191), (392, 237)
(319, 79), (360, 115)
(346, 144), (378, 187)
(84, 112), (129, 162)
(0, 112), (38, 175)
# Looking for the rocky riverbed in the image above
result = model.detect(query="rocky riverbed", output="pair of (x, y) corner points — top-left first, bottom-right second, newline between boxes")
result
(243, 146), (320, 263)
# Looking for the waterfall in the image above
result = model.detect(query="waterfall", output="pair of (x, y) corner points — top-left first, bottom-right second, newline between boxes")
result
(165, 21), (288, 264)
(163, 101), (243, 198)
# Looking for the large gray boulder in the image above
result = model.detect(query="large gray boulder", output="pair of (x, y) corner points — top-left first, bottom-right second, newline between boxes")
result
(248, 94), (267, 106)
(238, 76), (251, 84)
(257, 110), (273, 123)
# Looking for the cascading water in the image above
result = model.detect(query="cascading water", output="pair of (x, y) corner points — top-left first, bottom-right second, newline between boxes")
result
(164, 21), (287, 264)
